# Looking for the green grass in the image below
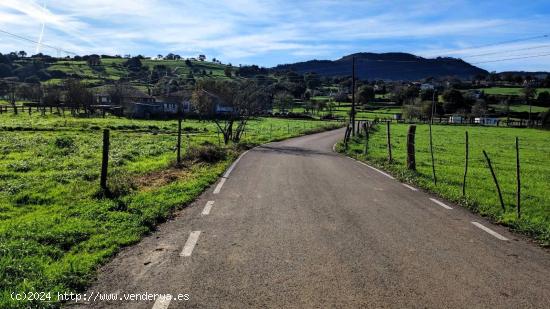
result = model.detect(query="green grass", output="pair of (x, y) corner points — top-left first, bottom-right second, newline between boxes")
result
(0, 113), (342, 308)
(477, 87), (550, 97)
(489, 104), (548, 113)
(44, 59), (228, 85)
(273, 102), (401, 120)
(339, 124), (550, 246)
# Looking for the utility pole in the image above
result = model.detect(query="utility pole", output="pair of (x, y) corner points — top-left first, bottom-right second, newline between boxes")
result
(351, 56), (356, 136)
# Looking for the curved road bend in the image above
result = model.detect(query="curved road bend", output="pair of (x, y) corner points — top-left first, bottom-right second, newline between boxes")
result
(71, 128), (550, 308)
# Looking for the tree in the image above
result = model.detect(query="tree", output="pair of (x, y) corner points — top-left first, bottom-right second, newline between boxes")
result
(16, 83), (42, 102)
(536, 91), (550, 107)
(274, 91), (293, 114)
(332, 91), (349, 103)
(192, 79), (269, 144)
(123, 56), (143, 72)
(522, 84), (537, 101)
(224, 66), (232, 78)
(471, 100), (488, 117)
(357, 85), (375, 105)
(523, 84), (537, 126)
(0, 63), (12, 78)
(391, 85), (419, 105)
(198, 54), (206, 61)
(402, 99), (432, 120)
(65, 79), (94, 113)
(86, 54), (101, 67)
(420, 89), (436, 101)
(442, 89), (466, 113)
(18, 51), (27, 58)
(43, 85), (61, 106)
(304, 72), (321, 90)
(2, 78), (19, 114)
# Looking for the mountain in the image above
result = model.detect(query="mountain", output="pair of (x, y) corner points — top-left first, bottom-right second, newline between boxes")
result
(271, 52), (488, 81)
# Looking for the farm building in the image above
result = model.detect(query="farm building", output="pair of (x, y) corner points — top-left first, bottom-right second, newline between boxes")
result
(215, 103), (234, 114)
(449, 115), (464, 124)
(475, 117), (499, 125)
(91, 85), (158, 118)
(156, 90), (193, 115)
(128, 102), (164, 119)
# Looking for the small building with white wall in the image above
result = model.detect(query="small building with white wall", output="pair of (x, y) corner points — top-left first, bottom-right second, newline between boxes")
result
(475, 117), (499, 125)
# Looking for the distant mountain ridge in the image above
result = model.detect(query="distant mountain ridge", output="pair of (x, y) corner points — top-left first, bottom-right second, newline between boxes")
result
(272, 52), (488, 81)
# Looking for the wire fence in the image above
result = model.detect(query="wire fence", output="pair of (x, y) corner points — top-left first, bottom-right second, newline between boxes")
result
(346, 120), (549, 227)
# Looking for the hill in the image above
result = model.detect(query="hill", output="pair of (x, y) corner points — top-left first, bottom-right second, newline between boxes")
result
(272, 52), (488, 81)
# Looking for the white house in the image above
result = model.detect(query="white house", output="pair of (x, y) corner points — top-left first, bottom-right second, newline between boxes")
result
(475, 117), (499, 125)
(420, 83), (434, 91)
(449, 115), (464, 124)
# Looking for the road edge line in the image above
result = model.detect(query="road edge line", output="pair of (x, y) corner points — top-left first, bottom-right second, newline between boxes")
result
(471, 221), (509, 241)
(429, 198), (453, 210)
(180, 231), (201, 257)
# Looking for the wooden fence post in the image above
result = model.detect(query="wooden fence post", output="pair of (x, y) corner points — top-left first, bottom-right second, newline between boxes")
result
(429, 123), (437, 185)
(407, 125), (416, 170)
(177, 118), (182, 164)
(462, 131), (469, 196)
(482, 150), (505, 211)
(100, 129), (110, 191)
(516, 137), (521, 219)
(186, 134), (191, 158)
(363, 122), (368, 155)
(344, 125), (351, 150)
(386, 121), (392, 162)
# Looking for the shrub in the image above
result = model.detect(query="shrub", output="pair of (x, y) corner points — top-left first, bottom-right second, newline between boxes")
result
(54, 136), (75, 149)
(187, 142), (226, 163)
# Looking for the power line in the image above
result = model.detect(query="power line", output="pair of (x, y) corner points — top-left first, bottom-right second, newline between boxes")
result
(437, 34), (550, 56)
(472, 52), (550, 64)
(0, 28), (76, 56)
(462, 44), (550, 58)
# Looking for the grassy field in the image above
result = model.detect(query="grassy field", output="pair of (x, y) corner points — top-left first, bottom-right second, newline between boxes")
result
(0, 113), (342, 308)
(489, 103), (548, 113)
(44, 59), (228, 86)
(477, 87), (550, 97)
(274, 101), (401, 120)
(338, 124), (550, 246)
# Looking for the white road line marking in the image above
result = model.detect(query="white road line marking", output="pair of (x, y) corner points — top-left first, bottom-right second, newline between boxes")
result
(429, 198), (453, 209)
(402, 184), (418, 191)
(201, 200), (215, 215)
(213, 178), (226, 194)
(471, 222), (509, 241)
(223, 150), (249, 178)
(152, 296), (171, 309)
(180, 231), (201, 257)
(347, 157), (395, 179)
(214, 150), (250, 194)
(366, 165), (395, 179)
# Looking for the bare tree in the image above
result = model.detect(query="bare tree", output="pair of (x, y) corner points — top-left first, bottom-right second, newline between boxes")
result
(192, 79), (270, 144)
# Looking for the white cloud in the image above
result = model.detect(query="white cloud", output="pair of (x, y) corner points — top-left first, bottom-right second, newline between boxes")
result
(0, 0), (548, 71)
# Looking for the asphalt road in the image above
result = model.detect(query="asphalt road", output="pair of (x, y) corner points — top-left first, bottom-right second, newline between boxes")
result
(71, 128), (550, 309)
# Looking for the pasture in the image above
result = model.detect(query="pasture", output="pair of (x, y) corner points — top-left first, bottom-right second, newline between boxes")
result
(477, 87), (550, 97)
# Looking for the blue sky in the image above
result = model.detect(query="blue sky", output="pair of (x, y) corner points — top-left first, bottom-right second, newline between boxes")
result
(0, 0), (549, 72)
